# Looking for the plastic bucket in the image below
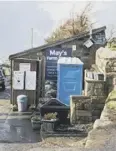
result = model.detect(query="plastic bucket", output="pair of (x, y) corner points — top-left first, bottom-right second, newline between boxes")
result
(17, 95), (28, 112)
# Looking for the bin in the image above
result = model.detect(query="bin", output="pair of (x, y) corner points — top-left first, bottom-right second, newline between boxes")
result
(17, 95), (28, 112)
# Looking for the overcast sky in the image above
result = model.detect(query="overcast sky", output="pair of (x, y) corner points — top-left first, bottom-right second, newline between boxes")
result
(0, 1), (116, 60)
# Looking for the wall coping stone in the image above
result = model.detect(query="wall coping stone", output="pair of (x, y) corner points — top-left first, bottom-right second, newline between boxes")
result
(70, 95), (90, 101)
(85, 78), (105, 83)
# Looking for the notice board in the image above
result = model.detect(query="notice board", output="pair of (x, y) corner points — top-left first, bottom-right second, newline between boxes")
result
(25, 71), (36, 90)
(45, 48), (72, 81)
(13, 71), (24, 90)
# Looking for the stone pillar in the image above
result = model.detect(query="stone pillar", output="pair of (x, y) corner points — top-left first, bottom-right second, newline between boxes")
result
(85, 79), (106, 96)
(84, 78), (107, 121)
(70, 96), (92, 124)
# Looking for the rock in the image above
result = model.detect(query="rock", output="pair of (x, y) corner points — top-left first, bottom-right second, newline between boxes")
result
(93, 119), (113, 129)
(85, 80), (106, 96)
(45, 84), (52, 92)
(45, 89), (57, 98)
(45, 80), (50, 85)
(91, 103), (104, 110)
(92, 109), (101, 116)
(85, 128), (110, 148)
(85, 90), (116, 148)
(92, 116), (99, 122)
(45, 80), (57, 98)
(84, 103), (91, 110)
(91, 96), (106, 104)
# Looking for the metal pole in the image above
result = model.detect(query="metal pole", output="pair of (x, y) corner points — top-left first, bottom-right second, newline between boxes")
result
(31, 28), (33, 48)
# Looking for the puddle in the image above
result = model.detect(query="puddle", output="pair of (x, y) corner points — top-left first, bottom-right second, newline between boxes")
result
(0, 118), (41, 143)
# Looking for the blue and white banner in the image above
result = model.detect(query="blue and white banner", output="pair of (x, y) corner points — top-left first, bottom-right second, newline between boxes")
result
(45, 48), (72, 81)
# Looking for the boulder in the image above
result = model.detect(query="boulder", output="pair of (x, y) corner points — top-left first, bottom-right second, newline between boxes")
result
(85, 90), (116, 148)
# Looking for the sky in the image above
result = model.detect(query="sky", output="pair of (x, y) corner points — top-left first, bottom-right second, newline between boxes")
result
(0, 1), (116, 61)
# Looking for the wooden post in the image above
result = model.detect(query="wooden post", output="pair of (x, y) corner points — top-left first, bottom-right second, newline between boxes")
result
(38, 58), (42, 98)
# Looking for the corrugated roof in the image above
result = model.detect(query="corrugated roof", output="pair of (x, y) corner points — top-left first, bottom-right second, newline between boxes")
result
(9, 26), (106, 60)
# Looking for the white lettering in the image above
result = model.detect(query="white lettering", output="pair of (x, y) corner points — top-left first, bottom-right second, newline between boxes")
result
(47, 56), (58, 61)
(49, 49), (67, 56)
(50, 50), (56, 55)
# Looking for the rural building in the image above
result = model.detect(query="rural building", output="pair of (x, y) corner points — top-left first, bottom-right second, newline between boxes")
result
(9, 26), (106, 106)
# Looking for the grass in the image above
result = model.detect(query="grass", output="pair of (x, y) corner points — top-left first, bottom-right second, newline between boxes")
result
(106, 90), (116, 110)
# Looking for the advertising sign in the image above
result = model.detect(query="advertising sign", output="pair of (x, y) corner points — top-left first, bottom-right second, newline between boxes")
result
(45, 48), (72, 81)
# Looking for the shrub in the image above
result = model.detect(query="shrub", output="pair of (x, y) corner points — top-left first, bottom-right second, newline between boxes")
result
(44, 112), (57, 120)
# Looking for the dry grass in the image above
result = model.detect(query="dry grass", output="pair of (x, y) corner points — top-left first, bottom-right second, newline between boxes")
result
(107, 90), (116, 100)
(107, 101), (116, 110)
(39, 137), (86, 148)
(106, 90), (116, 110)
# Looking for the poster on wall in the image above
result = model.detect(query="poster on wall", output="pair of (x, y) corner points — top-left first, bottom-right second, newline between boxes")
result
(13, 71), (24, 90)
(19, 63), (30, 71)
(25, 71), (36, 90)
(45, 48), (72, 81)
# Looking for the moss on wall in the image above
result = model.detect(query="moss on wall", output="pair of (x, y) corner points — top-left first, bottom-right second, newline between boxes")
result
(106, 90), (116, 110)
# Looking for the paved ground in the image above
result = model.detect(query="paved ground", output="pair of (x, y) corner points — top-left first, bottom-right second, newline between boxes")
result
(0, 78), (116, 150)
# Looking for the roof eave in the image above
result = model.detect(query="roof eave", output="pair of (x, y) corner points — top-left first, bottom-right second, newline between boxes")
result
(9, 26), (106, 60)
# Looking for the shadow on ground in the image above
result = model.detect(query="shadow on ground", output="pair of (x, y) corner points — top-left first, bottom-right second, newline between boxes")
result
(0, 116), (41, 143)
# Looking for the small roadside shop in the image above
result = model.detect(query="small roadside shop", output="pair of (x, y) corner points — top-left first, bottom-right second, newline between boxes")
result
(9, 26), (106, 107)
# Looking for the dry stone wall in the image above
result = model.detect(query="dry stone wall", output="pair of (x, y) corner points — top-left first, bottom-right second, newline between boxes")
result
(106, 73), (116, 94)
(96, 47), (116, 73)
(85, 80), (106, 96)
(84, 71), (107, 121)
(70, 96), (92, 124)
(70, 70), (107, 124)
(96, 47), (116, 93)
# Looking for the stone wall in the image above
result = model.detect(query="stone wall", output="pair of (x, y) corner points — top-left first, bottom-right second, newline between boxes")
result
(85, 90), (116, 149)
(84, 71), (107, 121)
(96, 47), (116, 93)
(105, 73), (116, 94)
(70, 96), (92, 124)
(84, 79), (106, 96)
(96, 47), (116, 73)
